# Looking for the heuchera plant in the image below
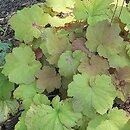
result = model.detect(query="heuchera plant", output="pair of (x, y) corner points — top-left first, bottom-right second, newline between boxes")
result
(0, 0), (130, 130)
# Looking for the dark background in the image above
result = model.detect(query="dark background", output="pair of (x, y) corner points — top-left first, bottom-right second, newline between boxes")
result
(0, 0), (44, 18)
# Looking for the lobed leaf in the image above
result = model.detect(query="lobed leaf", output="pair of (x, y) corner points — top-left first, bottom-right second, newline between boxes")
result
(2, 45), (41, 84)
(86, 20), (123, 58)
(25, 96), (82, 130)
(0, 42), (12, 65)
(87, 108), (129, 130)
(36, 66), (61, 93)
(58, 50), (86, 78)
(73, 0), (113, 25)
(73, 0), (88, 21)
(46, 0), (75, 13)
(9, 5), (49, 43)
(40, 28), (71, 65)
(120, 3), (130, 30)
(68, 74), (117, 117)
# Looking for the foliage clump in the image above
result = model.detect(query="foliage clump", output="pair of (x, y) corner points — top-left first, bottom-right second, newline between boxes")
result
(0, 0), (130, 130)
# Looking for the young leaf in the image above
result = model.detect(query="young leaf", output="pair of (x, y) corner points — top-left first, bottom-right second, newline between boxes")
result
(9, 5), (49, 43)
(36, 66), (61, 93)
(78, 55), (109, 76)
(0, 72), (14, 100)
(87, 108), (129, 130)
(86, 20), (123, 58)
(0, 100), (19, 123)
(58, 50), (86, 78)
(2, 45), (41, 84)
(68, 74), (117, 117)
(120, 3), (130, 30)
(25, 96), (82, 130)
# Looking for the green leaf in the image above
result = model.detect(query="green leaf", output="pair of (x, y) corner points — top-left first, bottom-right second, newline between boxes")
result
(68, 74), (117, 117)
(86, 20), (123, 58)
(48, 15), (75, 27)
(58, 50), (86, 78)
(0, 27), (4, 32)
(78, 115), (90, 130)
(15, 112), (27, 130)
(0, 42), (12, 65)
(40, 28), (71, 65)
(14, 82), (38, 110)
(120, 3), (130, 30)
(73, 0), (113, 25)
(14, 82), (50, 110)
(78, 55), (109, 76)
(122, 120), (130, 130)
(36, 66), (61, 93)
(46, 0), (75, 13)
(85, 0), (113, 25)
(0, 72), (14, 100)
(9, 5), (49, 43)
(73, 0), (88, 21)
(14, 82), (37, 100)
(2, 45), (41, 84)
(126, 44), (130, 58)
(25, 96), (82, 130)
(108, 43), (130, 67)
(113, 66), (130, 101)
(15, 117), (27, 130)
(32, 94), (50, 106)
(87, 108), (129, 130)
(0, 100), (19, 123)
(0, 42), (12, 51)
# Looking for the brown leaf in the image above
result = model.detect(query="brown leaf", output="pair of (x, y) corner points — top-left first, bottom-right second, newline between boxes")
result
(36, 66), (61, 93)
(78, 55), (109, 76)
